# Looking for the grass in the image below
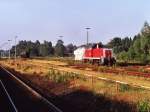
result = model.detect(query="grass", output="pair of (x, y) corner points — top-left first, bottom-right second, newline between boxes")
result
(137, 100), (150, 112)
(1, 58), (150, 111)
(23, 65), (32, 72)
(2, 58), (150, 87)
(118, 84), (144, 93)
(46, 68), (86, 83)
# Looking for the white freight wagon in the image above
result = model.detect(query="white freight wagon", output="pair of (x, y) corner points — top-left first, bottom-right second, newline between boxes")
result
(73, 47), (85, 60)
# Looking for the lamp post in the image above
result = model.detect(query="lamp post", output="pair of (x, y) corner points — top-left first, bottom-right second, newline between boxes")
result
(0, 42), (8, 58)
(59, 36), (63, 40)
(15, 36), (18, 61)
(8, 40), (12, 59)
(0, 52), (2, 58)
(85, 27), (91, 46)
(85, 27), (94, 91)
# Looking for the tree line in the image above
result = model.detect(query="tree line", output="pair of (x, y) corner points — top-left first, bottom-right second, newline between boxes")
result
(10, 40), (77, 58)
(107, 21), (150, 64)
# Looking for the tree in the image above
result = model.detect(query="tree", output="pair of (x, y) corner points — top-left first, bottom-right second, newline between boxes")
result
(39, 41), (53, 56)
(140, 54), (148, 64)
(121, 37), (132, 51)
(113, 46), (123, 54)
(44, 41), (53, 55)
(107, 37), (122, 48)
(107, 37), (122, 54)
(66, 44), (75, 56)
(10, 40), (54, 57)
(28, 41), (39, 56)
(39, 44), (47, 56)
(118, 51), (129, 62)
(55, 40), (65, 57)
(133, 34), (141, 43)
(106, 21), (150, 64)
(34, 40), (40, 56)
(98, 42), (103, 48)
(128, 46), (136, 60)
(133, 38), (141, 54)
(141, 21), (150, 36)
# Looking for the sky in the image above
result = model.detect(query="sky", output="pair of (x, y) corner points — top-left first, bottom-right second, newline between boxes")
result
(0, 0), (150, 49)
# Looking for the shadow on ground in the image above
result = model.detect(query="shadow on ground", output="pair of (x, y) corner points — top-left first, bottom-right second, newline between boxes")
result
(50, 89), (136, 112)
(8, 68), (137, 112)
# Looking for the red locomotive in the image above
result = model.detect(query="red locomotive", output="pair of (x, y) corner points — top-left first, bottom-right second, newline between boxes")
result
(74, 44), (116, 65)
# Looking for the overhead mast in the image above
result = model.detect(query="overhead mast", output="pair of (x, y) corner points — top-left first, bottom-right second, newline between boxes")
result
(85, 27), (91, 47)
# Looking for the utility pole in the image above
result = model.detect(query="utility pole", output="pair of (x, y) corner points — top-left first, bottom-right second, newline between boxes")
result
(15, 36), (18, 61)
(0, 52), (2, 58)
(59, 36), (63, 40)
(8, 40), (12, 59)
(85, 27), (91, 46)
(0, 42), (8, 58)
(85, 27), (94, 91)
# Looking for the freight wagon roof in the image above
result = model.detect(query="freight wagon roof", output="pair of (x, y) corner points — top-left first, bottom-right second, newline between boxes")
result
(74, 47), (85, 54)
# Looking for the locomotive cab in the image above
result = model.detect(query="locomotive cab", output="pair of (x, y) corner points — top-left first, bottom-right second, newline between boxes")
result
(102, 49), (116, 65)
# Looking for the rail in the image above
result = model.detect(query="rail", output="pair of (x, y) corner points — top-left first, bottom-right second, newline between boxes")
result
(0, 66), (63, 112)
(0, 80), (18, 112)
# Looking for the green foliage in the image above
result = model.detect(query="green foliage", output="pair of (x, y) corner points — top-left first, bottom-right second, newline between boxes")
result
(66, 44), (77, 56)
(119, 84), (130, 92)
(107, 37), (132, 54)
(111, 22), (150, 64)
(128, 46), (136, 60)
(113, 46), (123, 54)
(122, 37), (132, 51)
(117, 51), (129, 62)
(46, 68), (86, 83)
(10, 40), (54, 57)
(107, 37), (122, 47)
(140, 54), (148, 64)
(141, 21), (150, 36)
(137, 100), (150, 112)
(133, 38), (141, 54)
(39, 41), (54, 56)
(119, 84), (143, 93)
(10, 39), (76, 58)
(55, 40), (65, 57)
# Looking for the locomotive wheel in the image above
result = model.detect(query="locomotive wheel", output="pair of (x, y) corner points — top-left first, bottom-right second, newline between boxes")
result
(92, 59), (95, 65)
(93, 59), (100, 66)
(103, 58), (109, 66)
(83, 59), (87, 63)
(108, 58), (116, 66)
(83, 59), (89, 63)
(111, 57), (116, 65)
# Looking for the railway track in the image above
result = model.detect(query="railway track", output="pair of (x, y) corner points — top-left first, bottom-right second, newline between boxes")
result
(0, 80), (17, 112)
(0, 66), (63, 112)
(103, 69), (150, 78)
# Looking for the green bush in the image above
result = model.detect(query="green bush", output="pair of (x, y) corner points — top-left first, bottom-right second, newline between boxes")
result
(45, 68), (86, 83)
(119, 84), (130, 92)
(117, 51), (129, 62)
(137, 100), (150, 112)
(140, 54), (149, 64)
